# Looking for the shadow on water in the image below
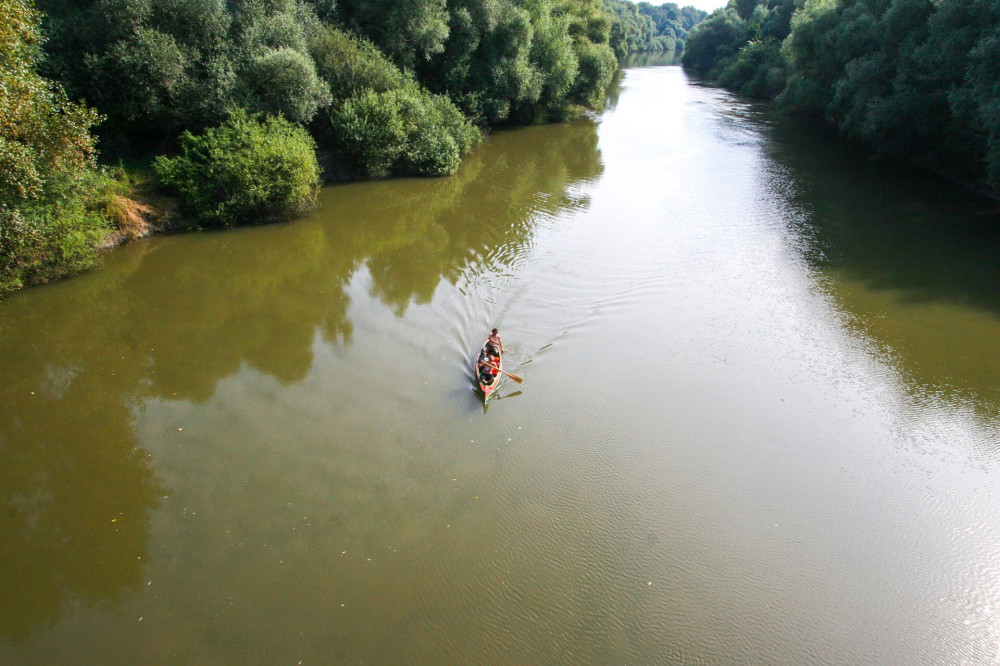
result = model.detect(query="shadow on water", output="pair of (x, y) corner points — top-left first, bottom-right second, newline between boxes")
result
(760, 113), (1000, 408)
(764, 117), (1000, 310)
(0, 115), (603, 642)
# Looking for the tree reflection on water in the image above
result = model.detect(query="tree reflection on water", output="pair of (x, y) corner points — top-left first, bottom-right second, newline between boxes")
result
(0, 114), (604, 642)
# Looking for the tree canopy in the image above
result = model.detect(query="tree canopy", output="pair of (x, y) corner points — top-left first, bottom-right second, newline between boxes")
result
(36, 0), (633, 136)
(683, 0), (1000, 195)
(604, 1), (708, 59)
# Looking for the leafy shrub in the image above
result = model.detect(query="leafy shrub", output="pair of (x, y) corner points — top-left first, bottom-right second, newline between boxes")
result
(240, 46), (331, 123)
(153, 112), (320, 227)
(0, 168), (122, 294)
(309, 25), (407, 101)
(1, 0), (114, 295)
(328, 90), (407, 177)
(401, 92), (482, 175)
(0, 202), (109, 293)
(327, 84), (481, 178)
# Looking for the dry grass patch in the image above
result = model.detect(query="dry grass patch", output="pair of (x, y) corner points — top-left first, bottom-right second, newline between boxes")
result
(106, 194), (153, 240)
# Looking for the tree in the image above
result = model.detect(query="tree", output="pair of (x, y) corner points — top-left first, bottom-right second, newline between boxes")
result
(956, 12), (1000, 187)
(1, 0), (109, 294)
(682, 8), (748, 77)
(309, 24), (408, 101)
(335, 0), (450, 70)
(0, 0), (100, 206)
(411, 0), (618, 124)
(36, 0), (333, 141)
(240, 46), (331, 123)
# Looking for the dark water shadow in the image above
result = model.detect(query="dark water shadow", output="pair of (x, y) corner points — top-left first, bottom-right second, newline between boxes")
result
(762, 115), (1000, 314)
(755, 111), (1000, 411)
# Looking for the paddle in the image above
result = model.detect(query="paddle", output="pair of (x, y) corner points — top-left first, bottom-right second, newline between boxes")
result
(485, 362), (523, 384)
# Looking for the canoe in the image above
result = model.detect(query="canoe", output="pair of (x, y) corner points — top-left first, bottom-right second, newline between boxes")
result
(475, 337), (502, 402)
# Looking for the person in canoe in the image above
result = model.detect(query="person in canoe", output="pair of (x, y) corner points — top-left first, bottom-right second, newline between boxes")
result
(477, 350), (499, 386)
(486, 328), (503, 356)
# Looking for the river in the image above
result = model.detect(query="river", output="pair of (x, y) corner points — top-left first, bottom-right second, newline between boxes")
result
(2, 61), (1000, 664)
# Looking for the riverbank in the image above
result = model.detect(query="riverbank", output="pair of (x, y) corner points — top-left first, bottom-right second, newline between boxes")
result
(98, 148), (362, 249)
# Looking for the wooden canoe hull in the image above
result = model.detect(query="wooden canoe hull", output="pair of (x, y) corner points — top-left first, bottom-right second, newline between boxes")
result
(475, 338), (502, 402)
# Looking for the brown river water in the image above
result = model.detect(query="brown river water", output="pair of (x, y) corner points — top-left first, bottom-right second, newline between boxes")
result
(3, 61), (1000, 664)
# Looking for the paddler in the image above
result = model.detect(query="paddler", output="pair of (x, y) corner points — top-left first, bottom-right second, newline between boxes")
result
(486, 328), (503, 356)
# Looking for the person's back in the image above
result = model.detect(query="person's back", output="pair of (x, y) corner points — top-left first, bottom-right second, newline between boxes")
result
(488, 328), (502, 355)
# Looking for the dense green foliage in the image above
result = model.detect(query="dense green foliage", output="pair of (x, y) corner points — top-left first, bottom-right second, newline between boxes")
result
(153, 112), (320, 227)
(34, 0), (636, 173)
(38, 0), (625, 133)
(684, 0), (1000, 194)
(604, 1), (707, 58)
(682, 0), (793, 97)
(330, 84), (483, 177)
(0, 0), (114, 295)
(391, 0), (621, 123)
(38, 0), (333, 136)
(309, 24), (482, 176)
(309, 24), (408, 101)
(6, 0), (682, 294)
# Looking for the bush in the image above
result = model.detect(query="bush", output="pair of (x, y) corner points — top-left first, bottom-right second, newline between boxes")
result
(153, 112), (320, 227)
(328, 90), (407, 177)
(240, 46), (331, 123)
(401, 92), (482, 175)
(327, 84), (482, 178)
(1, 0), (114, 296)
(308, 24), (485, 177)
(2, 205), (107, 289)
(0, 169), (121, 294)
(309, 25), (408, 101)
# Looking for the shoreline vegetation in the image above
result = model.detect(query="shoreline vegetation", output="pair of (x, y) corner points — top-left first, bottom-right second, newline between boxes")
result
(0, 0), (706, 297)
(681, 0), (1000, 205)
(5, 1), (998, 300)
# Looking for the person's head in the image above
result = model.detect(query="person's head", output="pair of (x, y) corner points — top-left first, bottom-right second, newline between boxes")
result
(491, 328), (498, 335)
